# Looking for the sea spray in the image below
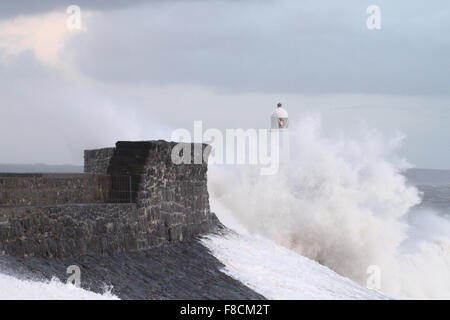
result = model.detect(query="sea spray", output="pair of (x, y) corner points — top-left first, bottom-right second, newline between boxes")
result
(208, 115), (450, 299)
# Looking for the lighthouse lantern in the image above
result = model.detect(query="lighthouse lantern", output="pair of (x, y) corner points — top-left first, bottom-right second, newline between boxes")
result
(271, 103), (289, 130)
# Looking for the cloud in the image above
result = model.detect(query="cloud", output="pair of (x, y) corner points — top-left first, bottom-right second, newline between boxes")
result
(0, 11), (89, 67)
(0, 51), (146, 165)
(2, 1), (449, 95)
(66, 0), (450, 95)
(0, 0), (150, 19)
(0, 1), (448, 168)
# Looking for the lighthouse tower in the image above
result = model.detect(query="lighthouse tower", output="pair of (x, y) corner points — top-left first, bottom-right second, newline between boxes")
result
(271, 102), (289, 130)
(270, 102), (290, 163)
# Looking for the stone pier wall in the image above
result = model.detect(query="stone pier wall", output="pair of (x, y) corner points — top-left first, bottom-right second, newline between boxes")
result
(84, 148), (115, 174)
(0, 203), (138, 257)
(0, 141), (219, 258)
(135, 141), (214, 242)
(0, 174), (110, 207)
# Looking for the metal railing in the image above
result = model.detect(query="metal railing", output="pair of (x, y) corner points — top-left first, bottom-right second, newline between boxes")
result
(108, 175), (139, 203)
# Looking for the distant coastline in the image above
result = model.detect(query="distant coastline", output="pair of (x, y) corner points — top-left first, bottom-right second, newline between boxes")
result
(1, 164), (449, 186)
(0, 163), (83, 173)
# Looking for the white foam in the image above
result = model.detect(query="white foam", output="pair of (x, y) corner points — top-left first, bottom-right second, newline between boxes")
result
(208, 115), (450, 299)
(202, 232), (389, 299)
(0, 273), (118, 300)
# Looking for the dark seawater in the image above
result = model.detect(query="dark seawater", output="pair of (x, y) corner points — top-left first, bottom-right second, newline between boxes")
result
(414, 185), (450, 215)
(404, 168), (450, 186)
(404, 168), (450, 217)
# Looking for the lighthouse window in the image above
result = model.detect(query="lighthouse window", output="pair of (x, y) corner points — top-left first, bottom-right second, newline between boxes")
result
(278, 118), (288, 128)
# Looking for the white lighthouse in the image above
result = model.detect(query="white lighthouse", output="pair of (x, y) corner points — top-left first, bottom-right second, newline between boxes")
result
(270, 102), (290, 164)
(271, 102), (289, 130)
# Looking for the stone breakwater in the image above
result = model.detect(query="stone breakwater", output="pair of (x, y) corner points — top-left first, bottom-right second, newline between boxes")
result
(0, 140), (265, 300)
(0, 141), (219, 258)
(0, 237), (265, 300)
(0, 173), (110, 206)
(0, 203), (138, 258)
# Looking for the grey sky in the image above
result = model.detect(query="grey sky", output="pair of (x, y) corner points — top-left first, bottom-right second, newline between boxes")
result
(0, 1), (449, 168)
